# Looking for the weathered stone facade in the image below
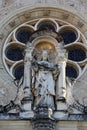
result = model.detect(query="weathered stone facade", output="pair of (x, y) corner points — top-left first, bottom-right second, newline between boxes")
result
(0, 0), (87, 21)
(0, 0), (87, 130)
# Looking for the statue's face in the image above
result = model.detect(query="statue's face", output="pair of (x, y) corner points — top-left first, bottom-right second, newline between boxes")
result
(42, 50), (48, 60)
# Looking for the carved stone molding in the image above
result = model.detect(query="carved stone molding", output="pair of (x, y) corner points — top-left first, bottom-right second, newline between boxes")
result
(32, 118), (56, 130)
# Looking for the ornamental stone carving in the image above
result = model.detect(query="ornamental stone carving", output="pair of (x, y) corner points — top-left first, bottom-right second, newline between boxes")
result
(20, 35), (68, 119)
(1, 16), (87, 130)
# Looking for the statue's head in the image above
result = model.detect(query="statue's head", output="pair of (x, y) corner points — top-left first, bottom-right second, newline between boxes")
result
(42, 50), (48, 61)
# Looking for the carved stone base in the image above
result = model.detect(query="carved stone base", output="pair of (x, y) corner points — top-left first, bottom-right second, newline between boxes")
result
(56, 101), (67, 111)
(21, 97), (32, 111)
(34, 105), (53, 119)
(20, 97), (34, 118)
(20, 111), (34, 119)
(53, 111), (68, 119)
(32, 106), (55, 130)
(32, 119), (56, 130)
(54, 101), (68, 119)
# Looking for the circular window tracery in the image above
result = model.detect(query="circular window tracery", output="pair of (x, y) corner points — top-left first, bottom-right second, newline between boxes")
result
(14, 25), (34, 44)
(5, 46), (23, 61)
(66, 65), (78, 78)
(2, 18), (87, 80)
(66, 61), (80, 79)
(59, 25), (79, 45)
(66, 43), (87, 64)
(68, 48), (86, 62)
(13, 64), (24, 80)
(36, 19), (58, 31)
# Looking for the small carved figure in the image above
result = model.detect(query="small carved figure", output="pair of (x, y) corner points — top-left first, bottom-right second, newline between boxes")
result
(23, 41), (68, 113)
(32, 50), (60, 110)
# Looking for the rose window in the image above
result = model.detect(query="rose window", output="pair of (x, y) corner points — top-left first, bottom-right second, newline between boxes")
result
(3, 18), (87, 80)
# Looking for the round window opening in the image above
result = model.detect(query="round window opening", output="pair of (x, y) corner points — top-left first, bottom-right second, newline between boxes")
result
(13, 64), (24, 80)
(3, 18), (87, 80)
(5, 46), (23, 61)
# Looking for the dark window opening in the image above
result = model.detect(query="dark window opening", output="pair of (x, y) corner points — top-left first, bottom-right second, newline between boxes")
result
(6, 47), (23, 61)
(14, 65), (24, 80)
(68, 48), (86, 62)
(66, 65), (78, 78)
(37, 22), (56, 31)
(59, 30), (77, 45)
(16, 29), (32, 44)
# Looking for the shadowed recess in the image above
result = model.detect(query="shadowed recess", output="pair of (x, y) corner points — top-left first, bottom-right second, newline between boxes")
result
(16, 29), (33, 44)
(68, 48), (86, 62)
(37, 22), (56, 31)
(6, 47), (23, 61)
(14, 65), (24, 80)
(66, 65), (78, 78)
(59, 30), (77, 45)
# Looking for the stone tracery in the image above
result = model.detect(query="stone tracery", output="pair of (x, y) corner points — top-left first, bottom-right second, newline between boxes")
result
(0, 17), (87, 125)
(3, 18), (86, 81)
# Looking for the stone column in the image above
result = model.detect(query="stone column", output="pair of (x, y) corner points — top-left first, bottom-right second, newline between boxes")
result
(23, 47), (32, 96)
(56, 44), (67, 102)
(54, 43), (68, 119)
(57, 55), (67, 101)
(20, 43), (34, 118)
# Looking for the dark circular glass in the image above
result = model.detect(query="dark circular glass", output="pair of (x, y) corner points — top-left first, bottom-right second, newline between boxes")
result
(6, 47), (23, 61)
(66, 65), (78, 78)
(37, 22), (56, 31)
(68, 48), (86, 62)
(14, 65), (24, 80)
(16, 28), (33, 44)
(59, 29), (77, 45)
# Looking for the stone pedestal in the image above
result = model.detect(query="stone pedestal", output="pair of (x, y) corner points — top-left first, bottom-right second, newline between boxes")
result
(34, 106), (53, 119)
(54, 101), (68, 119)
(32, 106), (56, 130)
(32, 119), (56, 130)
(20, 111), (34, 119)
(19, 97), (34, 119)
